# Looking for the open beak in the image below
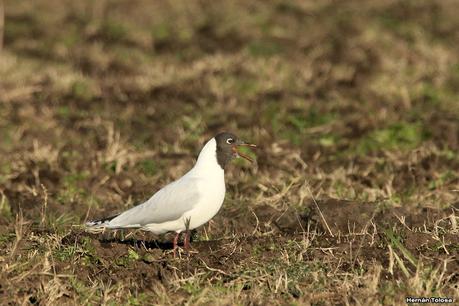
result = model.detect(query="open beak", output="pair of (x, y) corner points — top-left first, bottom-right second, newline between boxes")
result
(232, 141), (257, 163)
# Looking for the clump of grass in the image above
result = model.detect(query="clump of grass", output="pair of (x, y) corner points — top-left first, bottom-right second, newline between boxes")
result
(71, 80), (95, 102)
(356, 122), (428, 154)
(0, 192), (12, 218)
(137, 159), (157, 176)
(262, 104), (338, 145)
(247, 40), (283, 57)
(99, 20), (129, 42)
(428, 171), (455, 190)
(115, 248), (140, 267)
(57, 172), (89, 205)
(151, 23), (173, 50)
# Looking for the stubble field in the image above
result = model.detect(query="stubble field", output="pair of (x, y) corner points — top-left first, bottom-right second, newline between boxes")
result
(0, 0), (458, 305)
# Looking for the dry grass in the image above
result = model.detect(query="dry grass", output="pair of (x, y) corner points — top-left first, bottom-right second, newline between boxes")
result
(1, 0), (459, 305)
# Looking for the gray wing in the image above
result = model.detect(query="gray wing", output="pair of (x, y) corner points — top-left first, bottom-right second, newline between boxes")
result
(107, 177), (200, 228)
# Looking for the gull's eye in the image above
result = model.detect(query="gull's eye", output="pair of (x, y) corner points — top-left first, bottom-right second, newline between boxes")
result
(226, 138), (234, 144)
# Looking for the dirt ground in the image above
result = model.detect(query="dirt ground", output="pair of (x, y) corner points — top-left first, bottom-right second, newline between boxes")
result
(0, 0), (458, 305)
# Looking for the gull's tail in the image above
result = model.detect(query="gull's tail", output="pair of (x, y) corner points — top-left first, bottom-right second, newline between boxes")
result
(85, 214), (120, 233)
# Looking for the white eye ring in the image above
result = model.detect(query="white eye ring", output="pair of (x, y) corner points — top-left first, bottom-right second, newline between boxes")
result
(226, 138), (234, 144)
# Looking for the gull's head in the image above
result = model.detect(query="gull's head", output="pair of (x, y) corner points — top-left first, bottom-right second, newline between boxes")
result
(214, 132), (256, 169)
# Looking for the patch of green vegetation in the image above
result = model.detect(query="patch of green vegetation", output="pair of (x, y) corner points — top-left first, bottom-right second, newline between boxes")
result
(216, 74), (261, 99)
(446, 64), (459, 93)
(115, 248), (140, 267)
(37, 22), (84, 52)
(421, 84), (442, 105)
(137, 159), (157, 176)
(251, 244), (264, 257)
(376, 12), (420, 44)
(377, 12), (404, 32)
(318, 134), (338, 147)
(56, 189), (81, 205)
(261, 256), (328, 296)
(284, 261), (314, 281)
(4, 14), (40, 41)
(0, 192), (12, 218)
(151, 21), (197, 58)
(262, 102), (282, 134)
(112, 46), (151, 69)
(55, 244), (77, 261)
(332, 180), (356, 200)
(181, 115), (206, 144)
(47, 213), (80, 232)
(179, 279), (247, 304)
(182, 280), (204, 296)
(356, 122), (427, 154)
(0, 126), (14, 152)
(127, 248), (140, 260)
(103, 161), (118, 174)
(56, 105), (72, 119)
(151, 23), (173, 42)
(176, 26), (194, 45)
(384, 228), (418, 277)
(0, 233), (16, 246)
(69, 277), (95, 304)
(71, 80), (94, 102)
(61, 27), (83, 49)
(275, 1), (305, 16)
(57, 171), (90, 204)
(263, 104), (338, 145)
(250, 239), (328, 292)
(57, 109), (91, 127)
(391, 188), (416, 206)
(428, 171), (455, 190)
(125, 293), (148, 306)
(0, 163), (11, 184)
(439, 148), (458, 161)
(288, 110), (335, 132)
(388, 194), (402, 206)
(247, 40), (283, 57)
(379, 281), (397, 305)
(55, 236), (98, 264)
(235, 78), (260, 97)
(100, 20), (129, 42)
(64, 171), (90, 186)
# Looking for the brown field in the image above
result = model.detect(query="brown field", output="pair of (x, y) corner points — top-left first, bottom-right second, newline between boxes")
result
(0, 0), (458, 305)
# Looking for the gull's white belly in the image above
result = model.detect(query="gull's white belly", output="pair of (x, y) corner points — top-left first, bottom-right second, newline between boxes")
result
(184, 180), (226, 230)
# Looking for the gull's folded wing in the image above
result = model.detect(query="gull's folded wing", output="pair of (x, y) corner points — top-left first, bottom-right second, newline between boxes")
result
(106, 177), (200, 228)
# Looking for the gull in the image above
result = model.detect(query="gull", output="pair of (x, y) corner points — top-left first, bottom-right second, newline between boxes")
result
(86, 132), (256, 255)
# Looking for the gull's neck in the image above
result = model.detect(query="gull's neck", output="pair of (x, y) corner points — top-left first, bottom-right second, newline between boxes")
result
(191, 138), (224, 176)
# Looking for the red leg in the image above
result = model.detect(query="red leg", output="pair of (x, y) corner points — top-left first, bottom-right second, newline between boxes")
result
(184, 230), (191, 251)
(173, 232), (180, 257)
(183, 217), (191, 252)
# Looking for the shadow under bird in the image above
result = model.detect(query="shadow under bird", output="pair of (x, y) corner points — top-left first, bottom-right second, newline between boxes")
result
(85, 132), (256, 255)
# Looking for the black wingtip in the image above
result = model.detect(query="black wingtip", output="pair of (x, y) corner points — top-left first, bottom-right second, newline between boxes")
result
(85, 213), (120, 227)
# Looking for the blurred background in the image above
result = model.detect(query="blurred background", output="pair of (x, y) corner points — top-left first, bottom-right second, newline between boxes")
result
(0, 0), (458, 303)
(1, 0), (458, 212)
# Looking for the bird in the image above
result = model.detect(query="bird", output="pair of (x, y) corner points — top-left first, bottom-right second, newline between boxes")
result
(85, 132), (256, 255)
